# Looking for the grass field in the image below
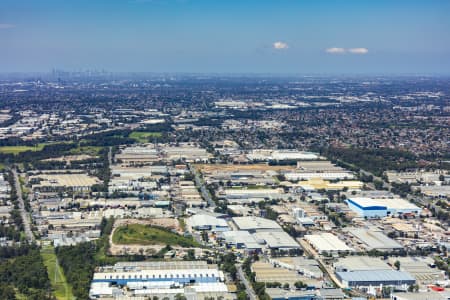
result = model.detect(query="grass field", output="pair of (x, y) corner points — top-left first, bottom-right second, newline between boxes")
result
(41, 246), (75, 300)
(69, 145), (102, 156)
(113, 224), (199, 247)
(129, 131), (162, 143)
(0, 144), (47, 154)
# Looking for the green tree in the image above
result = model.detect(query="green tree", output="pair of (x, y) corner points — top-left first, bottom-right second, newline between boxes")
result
(394, 260), (401, 270)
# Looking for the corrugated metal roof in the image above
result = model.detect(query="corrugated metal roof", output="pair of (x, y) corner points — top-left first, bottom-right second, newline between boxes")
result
(336, 270), (415, 283)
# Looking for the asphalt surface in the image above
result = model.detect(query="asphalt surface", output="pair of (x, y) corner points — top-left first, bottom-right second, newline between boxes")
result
(236, 264), (257, 300)
(189, 164), (216, 208)
(12, 168), (34, 242)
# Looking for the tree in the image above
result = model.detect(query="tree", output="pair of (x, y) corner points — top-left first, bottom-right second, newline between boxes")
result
(174, 294), (187, 300)
(294, 281), (307, 289)
(394, 260), (401, 270)
(237, 291), (248, 300)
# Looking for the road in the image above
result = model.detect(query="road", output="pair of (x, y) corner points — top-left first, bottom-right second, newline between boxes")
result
(299, 239), (344, 289)
(12, 168), (34, 242)
(108, 146), (112, 166)
(236, 264), (257, 300)
(189, 164), (216, 208)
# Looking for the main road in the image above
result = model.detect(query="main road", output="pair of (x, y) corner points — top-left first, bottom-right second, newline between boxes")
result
(188, 164), (216, 209)
(236, 264), (257, 300)
(12, 168), (34, 242)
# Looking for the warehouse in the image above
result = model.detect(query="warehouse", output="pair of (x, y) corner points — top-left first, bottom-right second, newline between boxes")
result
(246, 149), (319, 161)
(345, 227), (403, 251)
(220, 231), (262, 252)
(31, 173), (101, 192)
(391, 291), (450, 300)
(387, 256), (446, 285)
(253, 230), (301, 250)
(270, 256), (323, 279)
(334, 256), (392, 272)
(221, 188), (284, 201)
(251, 261), (319, 288)
(285, 172), (355, 181)
(346, 197), (421, 218)
(90, 261), (232, 299)
(336, 270), (416, 289)
(265, 288), (317, 300)
(115, 145), (160, 164)
(304, 233), (353, 254)
(187, 214), (230, 232)
(232, 216), (282, 232)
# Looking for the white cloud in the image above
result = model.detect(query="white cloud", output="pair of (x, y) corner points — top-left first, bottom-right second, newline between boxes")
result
(326, 47), (369, 54)
(0, 23), (15, 29)
(273, 41), (289, 50)
(348, 47), (369, 54)
(325, 47), (346, 54)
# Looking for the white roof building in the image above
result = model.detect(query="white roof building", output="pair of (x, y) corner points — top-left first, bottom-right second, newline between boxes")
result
(304, 233), (353, 254)
(187, 214), (229, 232)
(232, 216), (282, 232)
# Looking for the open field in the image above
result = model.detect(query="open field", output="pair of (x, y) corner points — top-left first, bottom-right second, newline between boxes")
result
(41, 246), (75, 300)
(69, 145), (102, 156)
(113, 223), (199, 247)
(194, 163), (297, 173)
(129, 131), (162, 143)
(0, 144), (46, 154)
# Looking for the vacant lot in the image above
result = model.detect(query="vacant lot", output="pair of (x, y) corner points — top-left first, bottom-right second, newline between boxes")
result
(113, 224), (199, 247)
(129, 131), (162, 143)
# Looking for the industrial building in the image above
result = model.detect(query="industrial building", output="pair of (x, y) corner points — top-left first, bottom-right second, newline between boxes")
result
(391, 291), (450, 300)
(220, 188), (285, 203)
(270, 256), (323, 279)
(387, 256), (446, 285)
(346, 197), (421, 218)
(335, 270), (416, 289)
(285, 172), (355, 181)
(345, 227), (403, 251)
(30, 173), (101, 192)
(253, 230), (301, 250)
(89, 261), (232, 299)
(251, 261), (320, 288)
(304, 233), (353, 254)
(220, 231), (262, 252)
(232, 216), (282, 232)
(334, 256), (392, 272)
(187, 214), (229, 232)
(246, 149), (319, 161)
(265, 288), (318, 300)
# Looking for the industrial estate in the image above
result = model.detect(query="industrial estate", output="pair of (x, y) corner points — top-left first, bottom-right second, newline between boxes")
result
(0, 73), (448, 300)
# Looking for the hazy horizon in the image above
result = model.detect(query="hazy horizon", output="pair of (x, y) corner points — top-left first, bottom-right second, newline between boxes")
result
(1, 0), (450, 74)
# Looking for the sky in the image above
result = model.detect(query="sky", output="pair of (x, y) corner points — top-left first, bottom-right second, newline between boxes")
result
(1, 0), (450, 74)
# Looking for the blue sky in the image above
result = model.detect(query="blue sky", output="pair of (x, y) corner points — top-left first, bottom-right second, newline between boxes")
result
(1, 0), (449, 74)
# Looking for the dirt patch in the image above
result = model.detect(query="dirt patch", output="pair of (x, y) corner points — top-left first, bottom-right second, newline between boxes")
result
(109, 218), (187, 256)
